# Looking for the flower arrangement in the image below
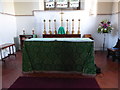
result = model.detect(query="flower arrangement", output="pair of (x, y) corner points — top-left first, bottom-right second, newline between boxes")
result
(98, 20), (113, 33)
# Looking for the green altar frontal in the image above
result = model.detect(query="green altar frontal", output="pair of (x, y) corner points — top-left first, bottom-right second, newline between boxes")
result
(22, 38), (96, 74)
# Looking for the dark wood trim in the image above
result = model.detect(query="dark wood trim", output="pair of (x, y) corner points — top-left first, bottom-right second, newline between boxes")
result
(0, 10), (120, 16)
(97, 13), (112, 15)
(0, 12), (15, 16)
(43, 34), (81, 38)
(15, 15), (34, 16)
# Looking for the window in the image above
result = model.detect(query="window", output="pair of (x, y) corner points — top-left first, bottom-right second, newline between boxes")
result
(44, 0), (82, 10)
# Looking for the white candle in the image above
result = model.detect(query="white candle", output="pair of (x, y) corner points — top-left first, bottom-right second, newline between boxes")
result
(49, 20), (51, 30)
(54, 20), (56, 30)
(23, 28), (25, 34)
(78, 19), (80, 29)
(66, 19), (68, 30)
(44, 20), (46, 30)
(72, 19), (74, 29)
(32, 28), (34, 31)
(23, 28), (25, 30)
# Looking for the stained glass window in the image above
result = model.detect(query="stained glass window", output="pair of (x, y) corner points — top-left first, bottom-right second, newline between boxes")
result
(44, 0), (82, 10)
(69, 0), (79, 8)
(56, 0), (68, 8)
(45, 0), (55, 8)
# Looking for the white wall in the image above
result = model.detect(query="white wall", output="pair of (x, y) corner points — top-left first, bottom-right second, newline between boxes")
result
(14, 2), (39, 15)
(0, 61), (1, 90)
(118, 13), (120, 39)
(97, 2), (113, 14)
(0, 14), (17, 59)
(0, 14), (17, 44)
(108, 14), (118, 48)
(107, 1), (119, 48)
(1, 1), (15, 15)
(15, 16), (36, 49)
(0, 1), (3, 12)
(118, 1), (120, 38)
(15, 10), (113, 50)
(16, 16), (36, 35)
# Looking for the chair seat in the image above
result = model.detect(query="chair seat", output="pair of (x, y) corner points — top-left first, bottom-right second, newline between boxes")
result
(108, 48), (120, 52)
(107, 48), (120, 61)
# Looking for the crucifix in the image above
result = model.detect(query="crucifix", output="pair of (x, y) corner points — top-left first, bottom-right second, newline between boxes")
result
(58, 10), (65, 34)
(60, 10), (64, 26)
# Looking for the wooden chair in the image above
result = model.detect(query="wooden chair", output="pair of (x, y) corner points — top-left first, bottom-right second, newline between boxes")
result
(107, 39), (120, 61)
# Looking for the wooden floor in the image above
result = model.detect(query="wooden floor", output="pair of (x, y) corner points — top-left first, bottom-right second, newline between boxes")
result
(1, 51), (120, 89)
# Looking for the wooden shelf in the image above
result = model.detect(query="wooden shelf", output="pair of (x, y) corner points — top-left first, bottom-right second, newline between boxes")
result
(19, 35), (37, 49)
(43, 34), (81, 38)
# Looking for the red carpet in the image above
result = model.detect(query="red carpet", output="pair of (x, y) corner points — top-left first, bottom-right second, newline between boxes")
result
(9, 77), (100, 89)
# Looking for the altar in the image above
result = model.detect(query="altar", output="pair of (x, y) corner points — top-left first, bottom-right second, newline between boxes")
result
(22, 38), (96, 74)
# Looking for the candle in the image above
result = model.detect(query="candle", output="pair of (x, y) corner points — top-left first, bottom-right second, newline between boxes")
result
(23, 28), (25, 35)
(66, 19), (68, 30)
(32, 28), (35, 34)
(78, 19), (80, 34)
(43, 19), (46, 34)
(54, 19), (57, 34)
(78, 19), (80, 29)
(72, 19), (74, 29)
(49, 20), (51, 30)
(72, 19), (74, 34)
(49, 20), (52, 34)
(44, 20), (46, 30)
(54, 19), (56, 29)
(66, 19), (69, 34)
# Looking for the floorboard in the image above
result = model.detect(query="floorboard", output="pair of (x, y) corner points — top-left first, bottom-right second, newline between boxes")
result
(1, 51), (119, 89)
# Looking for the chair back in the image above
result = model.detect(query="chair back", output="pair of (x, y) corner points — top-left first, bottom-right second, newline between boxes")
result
(114, 39), (120, 48)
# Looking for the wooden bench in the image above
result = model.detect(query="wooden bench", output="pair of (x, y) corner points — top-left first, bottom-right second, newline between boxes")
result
(0, 43), (16, 62)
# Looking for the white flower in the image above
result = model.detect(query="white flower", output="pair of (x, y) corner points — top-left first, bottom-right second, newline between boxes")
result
(101, 28), (103, 31)
(104, 28), (107, 30)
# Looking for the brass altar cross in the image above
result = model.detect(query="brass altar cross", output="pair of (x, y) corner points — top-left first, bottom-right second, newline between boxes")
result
(60, 10), (64, 26)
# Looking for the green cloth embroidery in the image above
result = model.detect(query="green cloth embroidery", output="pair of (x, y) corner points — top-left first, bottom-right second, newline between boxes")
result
(22, 40), (96, 74)
(33, 34), (37, 38)
(58, 27), (65, 34)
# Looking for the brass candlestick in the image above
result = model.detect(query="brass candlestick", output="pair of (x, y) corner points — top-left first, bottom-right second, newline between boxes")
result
(60, 10), (64, 26)
(49, 20), (52, 34)
(66, 19), (69, 34)
(72, 19), (74, 34)
(78, 19), (80, 34)
(54, 19), (57, 34)
(43, 20), (46, 34)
